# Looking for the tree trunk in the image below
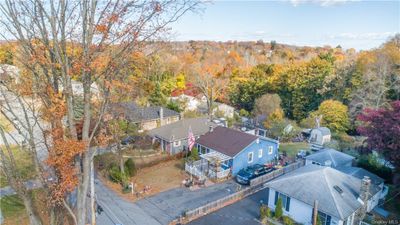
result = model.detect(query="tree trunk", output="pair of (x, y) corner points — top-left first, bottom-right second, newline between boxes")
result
(118, 143), (125, 174)
(21, 194), (43, 225)
(76, 152), (91, 225)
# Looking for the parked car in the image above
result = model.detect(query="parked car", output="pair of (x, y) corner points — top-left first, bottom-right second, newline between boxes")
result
(235, 164), (275, 185)
(121, 136), (135, 145)
(296, 150), (307, 158)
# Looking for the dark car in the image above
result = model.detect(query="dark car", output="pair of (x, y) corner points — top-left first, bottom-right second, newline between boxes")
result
(121, 136), (135, 145)
(235, 164), (275, 185)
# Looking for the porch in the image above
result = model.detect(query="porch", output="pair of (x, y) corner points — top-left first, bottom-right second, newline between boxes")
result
(185, 151), (232, 180)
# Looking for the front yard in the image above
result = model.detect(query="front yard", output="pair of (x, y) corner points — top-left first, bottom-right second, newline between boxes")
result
(99, 157), (189, 201)
(279, 142), (310, 159)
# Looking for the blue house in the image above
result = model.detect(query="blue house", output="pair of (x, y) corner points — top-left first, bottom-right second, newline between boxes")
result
(188, 126), (279, 179)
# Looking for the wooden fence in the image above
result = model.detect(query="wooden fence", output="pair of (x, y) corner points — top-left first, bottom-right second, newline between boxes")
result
(250, 160), (304, 186)
(170, 160), (305, 225)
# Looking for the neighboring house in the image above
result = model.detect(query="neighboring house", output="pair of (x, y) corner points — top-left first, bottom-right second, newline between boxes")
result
(305, 148), (355, 168)
(309, 127), (331, 146)
(212, 102), (235, 118)
(108, 102), (180, 131)
(198, 102), (236, 118)
(148, 118), (219, 154)
(265, 165), (382, 225)
(168, 94), (201, 111)
(239, 115), (268, 138)
(193, 126), (279, 178)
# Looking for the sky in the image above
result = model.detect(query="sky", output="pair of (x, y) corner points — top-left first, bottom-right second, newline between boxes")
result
(170, 0), (400, 50)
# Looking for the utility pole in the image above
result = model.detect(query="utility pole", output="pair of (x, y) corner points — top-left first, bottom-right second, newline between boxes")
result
(312, 200), (318, 225)
(91, 159), (96, 225)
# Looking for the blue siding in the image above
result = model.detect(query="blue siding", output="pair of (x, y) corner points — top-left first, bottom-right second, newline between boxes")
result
(231, 138), (279, 175)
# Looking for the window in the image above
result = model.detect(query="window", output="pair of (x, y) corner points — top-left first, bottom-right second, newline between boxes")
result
(274, 191), (290, 211)
(200, 146), (206, 154)
(258, 130), (265, 137)
(317, 211), (331, 225)
(248, 152), (253, 163)
(268, 146), (273, 155)
(258, 149), (263, 158)
(173, 140), (181, 147)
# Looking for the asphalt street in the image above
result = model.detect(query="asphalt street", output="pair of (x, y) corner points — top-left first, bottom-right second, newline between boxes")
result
(95, 178), (242, 225)
(188, 188), (269, 225)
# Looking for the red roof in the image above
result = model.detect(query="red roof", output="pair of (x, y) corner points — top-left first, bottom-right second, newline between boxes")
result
(170, 83), (200, 97)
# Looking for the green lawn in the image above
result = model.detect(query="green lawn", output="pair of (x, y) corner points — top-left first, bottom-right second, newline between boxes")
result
(279, 142), (310, 159)
(0, 195), (26, 219)
(0, 146), (36, 188)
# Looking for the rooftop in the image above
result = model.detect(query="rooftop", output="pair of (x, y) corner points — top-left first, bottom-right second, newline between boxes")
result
(266, 164), (380, 219)
(148, 118), (217, 142)
(305, 148), (355, 168)
(196, 126), (258, 157)
(108, 102), (179, 123)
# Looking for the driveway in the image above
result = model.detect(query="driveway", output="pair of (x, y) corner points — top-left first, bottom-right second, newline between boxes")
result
(95, 178), (162, 225)
(96, 178), (243, 225)
(188, 188), (269, 225)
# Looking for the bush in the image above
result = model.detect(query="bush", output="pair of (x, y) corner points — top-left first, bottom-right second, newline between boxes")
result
(108, 163), (129, 185)
(188, 147), (200, 161)
(260, 204), (271, 220)
(274, 198), (283, 219)
(282, 216), (294, 225)
(357, 154), (393, 183)
(124, 158), (136, 177)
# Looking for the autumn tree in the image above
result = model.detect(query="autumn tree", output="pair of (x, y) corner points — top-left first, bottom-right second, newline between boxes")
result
(303, 100), (350, 133)
(357, 101), (400, 178)
(193, 53), (229, 119)
(278, 56), (335, 121)
(0, 1), (201, 225)
(349, 35), (400, 120)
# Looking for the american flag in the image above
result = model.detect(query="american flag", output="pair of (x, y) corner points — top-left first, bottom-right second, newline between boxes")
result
(188, 126), (195, 151)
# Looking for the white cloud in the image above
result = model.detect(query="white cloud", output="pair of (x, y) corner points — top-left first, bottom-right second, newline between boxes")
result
(290, 0), (359, 7)
(328, 32), (397, 40)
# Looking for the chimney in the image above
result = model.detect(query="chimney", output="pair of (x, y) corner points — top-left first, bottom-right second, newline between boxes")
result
(355, 176), (371, 224)
(359, 176), (371, 203)
(209, 125), (214, 132)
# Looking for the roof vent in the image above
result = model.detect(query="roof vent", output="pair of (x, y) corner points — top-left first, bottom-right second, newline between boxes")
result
(333, 185), (343, 194)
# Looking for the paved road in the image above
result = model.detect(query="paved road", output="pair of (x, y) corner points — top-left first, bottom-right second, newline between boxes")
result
(95, 178), (243, 225)
(95, 178), (162, 225)
(135, 180), (242, 225)
(188, 188), (269, 225)
(0, 180), (42, 197)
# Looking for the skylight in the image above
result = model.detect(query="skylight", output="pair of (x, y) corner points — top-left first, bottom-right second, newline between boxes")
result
(333, 185), (343, 194)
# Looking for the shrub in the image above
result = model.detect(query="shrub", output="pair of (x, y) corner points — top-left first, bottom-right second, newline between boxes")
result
(282, 216), (294, 225)
(124, 158), (136, 177)
(188, 147), (200, 161)
(357, 154), (393, 183)
(260, 204), (271, 220)
(274, 198), (283, 219)
(108, 163), (128, 185)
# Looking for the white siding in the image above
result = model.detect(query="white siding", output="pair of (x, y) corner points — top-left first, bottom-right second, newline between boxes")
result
(267, 188), (343, 225)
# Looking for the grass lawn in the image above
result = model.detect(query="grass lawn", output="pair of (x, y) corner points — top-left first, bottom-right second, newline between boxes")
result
(0, 189), (48, 225)
(100, 158), (189, 202)
(279, 142), (310, 159)
(0, 146), (36, 188)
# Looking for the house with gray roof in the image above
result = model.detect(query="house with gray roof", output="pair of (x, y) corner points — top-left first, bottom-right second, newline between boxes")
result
(305, 148), (355, 168)
(264, 164), (382, 225)
(148, 118), (218, 154)
(108, 102), (180, 131)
